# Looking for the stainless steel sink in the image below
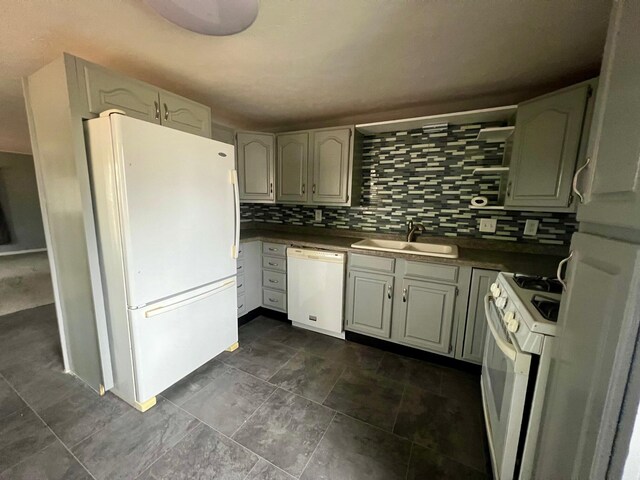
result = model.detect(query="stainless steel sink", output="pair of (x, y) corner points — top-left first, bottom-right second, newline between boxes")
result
(351, 238), (459, 259)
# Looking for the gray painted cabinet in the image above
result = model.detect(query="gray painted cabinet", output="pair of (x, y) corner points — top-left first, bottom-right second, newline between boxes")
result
(534, 233), (640, 479)
(505, 81), (591, 210)
(236, 132), (276, 203)
(345, 270), (393, 339)
(158, 91), (212, 138)
(276, 132), (309, 203)
(462, 268), (498, 364)
(311, 128), (352, 204)
(394, 278), (456, 354)
(577, 0), (640, 231)
(78, 59), (211, 137)
(79, 60), (160, 124)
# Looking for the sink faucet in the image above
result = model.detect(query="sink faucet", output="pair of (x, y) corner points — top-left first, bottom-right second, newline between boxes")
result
(406, 220), (426, 242)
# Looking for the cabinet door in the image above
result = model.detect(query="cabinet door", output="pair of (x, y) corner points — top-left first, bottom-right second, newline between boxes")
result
(80, 61), (160, 123)
(236, 132), (275, 203)
(159, 91), (211, 138)
(462, 269), (498, 364)
(577, 0), (640, 231)
(395, 279), (456, 354)
(345, 270), (393, 339)
(505, 83), (590, 209)
(533, 233), (640, 479)
(311, 128), (351, 204)
(276, 132), (309, 203)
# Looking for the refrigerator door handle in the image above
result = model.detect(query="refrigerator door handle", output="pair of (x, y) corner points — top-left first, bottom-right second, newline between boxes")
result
(144, 279), (235, 318)
(230, 169), (240, 259)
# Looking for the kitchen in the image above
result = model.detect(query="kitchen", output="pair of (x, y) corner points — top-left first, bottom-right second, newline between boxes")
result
(0, 1), (639, 479)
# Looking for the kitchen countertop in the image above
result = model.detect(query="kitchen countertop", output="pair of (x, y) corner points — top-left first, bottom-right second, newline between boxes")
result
(240, 226), (566, 277)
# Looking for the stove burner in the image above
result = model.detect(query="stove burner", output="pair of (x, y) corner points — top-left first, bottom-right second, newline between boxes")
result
(531, 295), (560, 322)
(513, 274), (563, 294)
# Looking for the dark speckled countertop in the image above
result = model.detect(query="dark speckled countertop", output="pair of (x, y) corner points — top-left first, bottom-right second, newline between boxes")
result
(240, 224), (567, 277)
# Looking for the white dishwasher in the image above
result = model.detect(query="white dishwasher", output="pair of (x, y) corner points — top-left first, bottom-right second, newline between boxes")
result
(286, 248), (346, 339)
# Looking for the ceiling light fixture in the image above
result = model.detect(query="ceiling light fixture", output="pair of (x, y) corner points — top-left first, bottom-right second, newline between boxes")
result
(145, 0), (259, 36)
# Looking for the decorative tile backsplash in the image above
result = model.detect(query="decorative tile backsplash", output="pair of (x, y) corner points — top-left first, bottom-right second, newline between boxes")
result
(241, 122), (578, 245)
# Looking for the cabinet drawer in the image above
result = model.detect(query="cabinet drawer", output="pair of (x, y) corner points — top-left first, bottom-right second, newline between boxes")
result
(262, 289), (286, 312)
(236, 274), (246, 295)
(348, 253), (395, 273)
(262, 255), (287, 272)
(262, 271), (286, 292)
(262, 242), (286, 257)
(237, 294), (247, 317)
(236, 258), (245, 275)
(403, 260), (458, 283)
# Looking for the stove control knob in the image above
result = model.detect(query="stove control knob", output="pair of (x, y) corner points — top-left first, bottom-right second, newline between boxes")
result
(504, 312), (519, 333)
(490, 283), (501, 298)
(495, 297), (508, 309)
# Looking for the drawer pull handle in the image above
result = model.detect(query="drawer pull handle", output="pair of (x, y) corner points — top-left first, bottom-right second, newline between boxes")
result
(268, 247), (278, 251)
(268, 279), (279, 283)
(154, 101), (160, 120)
(572, 157), (591, 204)
(268, 297), (278, 303)
(402, 288), (407, 302)
(238, 304), (244, 309)
(387, 284), (392, 299)
(268, 262), (278, 266)
(237, 283), (243, 288)
(163, 103), (169, 121)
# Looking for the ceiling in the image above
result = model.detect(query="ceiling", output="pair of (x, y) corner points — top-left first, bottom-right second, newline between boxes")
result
(1, 0), (612, 154)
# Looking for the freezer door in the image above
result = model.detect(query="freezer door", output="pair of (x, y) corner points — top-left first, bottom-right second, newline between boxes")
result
(110, 114), (237, 307)
(128, 278), (237, 402)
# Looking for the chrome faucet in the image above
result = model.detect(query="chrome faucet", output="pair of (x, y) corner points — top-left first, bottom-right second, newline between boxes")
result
(406, 220), (426, 242)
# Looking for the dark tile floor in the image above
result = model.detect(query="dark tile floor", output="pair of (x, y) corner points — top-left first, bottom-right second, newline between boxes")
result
(0, 305), (491, 479)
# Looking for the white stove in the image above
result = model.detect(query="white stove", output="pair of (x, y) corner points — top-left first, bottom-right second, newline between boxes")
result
(481, 271), (562, 480)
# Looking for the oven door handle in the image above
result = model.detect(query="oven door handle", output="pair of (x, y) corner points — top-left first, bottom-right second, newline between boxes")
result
(484, 295), (517, 361)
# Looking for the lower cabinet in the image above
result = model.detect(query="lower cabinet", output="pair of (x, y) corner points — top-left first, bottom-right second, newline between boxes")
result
(394, 279), (456, 355)
(345, 270), (394, 339)
(261, 242), (287, 313)
(237, 241), (262, 318)
(345, 253), (471, 359)
(461, 268), (498, 364)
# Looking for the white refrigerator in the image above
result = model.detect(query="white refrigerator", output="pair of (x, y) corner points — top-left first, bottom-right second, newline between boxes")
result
(85, 112), (239, 411)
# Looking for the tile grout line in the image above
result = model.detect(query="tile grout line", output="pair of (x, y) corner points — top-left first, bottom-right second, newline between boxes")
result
(321, 364), (347, 405)
(392, 382), (407, 434)
(297, 410), (337, 479)
(162, 395), (293, 479)
(0, 372), (98, 480)
(131, 413), (204, 480)
(404, 442), (414, 480)
(265, 349), (300, 384)
(229, 386), (280, 439)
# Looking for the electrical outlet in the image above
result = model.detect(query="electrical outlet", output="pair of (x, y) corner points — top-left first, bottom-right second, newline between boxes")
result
(524, 219), (540, 236)
(479, 218), (497, 233)
(314, 209), (322, 222)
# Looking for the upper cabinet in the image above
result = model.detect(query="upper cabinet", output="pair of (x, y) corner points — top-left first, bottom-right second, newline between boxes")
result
(576, 0), (640, 232)
(77, 59), (211, 138)
(241, 126), (361, 206)
(276, 132), (309, 203)
(311, 128), (352, 204)
(236, 132), (276, 203)
(158, 91), (212, 138)
(504, 80), (594, 211)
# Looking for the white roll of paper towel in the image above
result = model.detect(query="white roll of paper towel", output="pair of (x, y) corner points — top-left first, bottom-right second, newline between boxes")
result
(471, 196), (489, 207)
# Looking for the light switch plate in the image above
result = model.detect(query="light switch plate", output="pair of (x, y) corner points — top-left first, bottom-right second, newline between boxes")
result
(479, 218), (497, 233)
(524, 219), (540, 236)
(315, 209), (322, 222)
